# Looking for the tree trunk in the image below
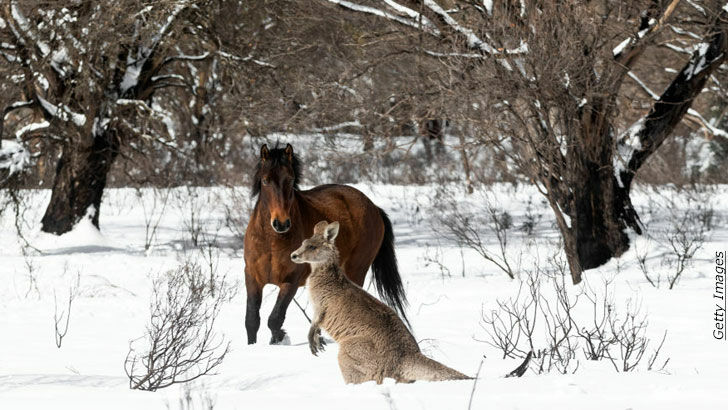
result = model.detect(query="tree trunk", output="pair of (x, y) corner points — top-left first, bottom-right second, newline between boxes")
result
(571, 160), (641, 272)
(40, 130), (120, 235)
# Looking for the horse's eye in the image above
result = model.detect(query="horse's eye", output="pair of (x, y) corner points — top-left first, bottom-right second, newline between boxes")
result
(307, 245), (316, 251)
(262, 177), (270, 186)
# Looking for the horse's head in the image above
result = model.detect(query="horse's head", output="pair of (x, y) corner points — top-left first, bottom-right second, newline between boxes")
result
(253, 143), (301, 234)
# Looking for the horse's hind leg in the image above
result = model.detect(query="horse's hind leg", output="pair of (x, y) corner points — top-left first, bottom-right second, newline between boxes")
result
(245, 271), (263, 344)
(268, 281), (297, 344)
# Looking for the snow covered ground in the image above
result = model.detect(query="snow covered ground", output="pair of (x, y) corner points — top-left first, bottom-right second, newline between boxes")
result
(0, 183), (726, 409)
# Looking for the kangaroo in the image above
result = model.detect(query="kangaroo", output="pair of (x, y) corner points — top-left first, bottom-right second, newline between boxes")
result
(290, 220), (470, 384)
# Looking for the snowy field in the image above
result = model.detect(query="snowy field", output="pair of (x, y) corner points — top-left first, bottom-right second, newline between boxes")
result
(1, 183), (726, 409)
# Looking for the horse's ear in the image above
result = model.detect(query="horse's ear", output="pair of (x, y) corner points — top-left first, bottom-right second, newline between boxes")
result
(313, 220), (328, 235)
(324, 221), (340, 243)
(285, 143), (294, 162)
(260, 144), (269, 161)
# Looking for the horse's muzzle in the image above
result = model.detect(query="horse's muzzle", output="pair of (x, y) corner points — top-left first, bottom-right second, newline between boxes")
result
(272, 218), (291, 233)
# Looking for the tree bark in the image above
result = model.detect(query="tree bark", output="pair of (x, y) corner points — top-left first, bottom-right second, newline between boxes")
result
(40, 130), (120, 235)
(571, 160), (642, 273)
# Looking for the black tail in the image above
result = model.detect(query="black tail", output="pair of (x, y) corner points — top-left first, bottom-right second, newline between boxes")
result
(505, 351), (532, 378)
(372, 208), (410, 327)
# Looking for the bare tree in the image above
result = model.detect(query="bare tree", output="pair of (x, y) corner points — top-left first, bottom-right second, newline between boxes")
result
(480, 257), (669, 374)
(125, 262), (230, 391)
(54, 269), (80, 348)
(636, 184), (714, 289)
(167, 382), (217, 410)
(0, 1), (229, 234)
(322, 0), (728, 283)
(137, 186), (171, 253)
(435, 187), (518, 278)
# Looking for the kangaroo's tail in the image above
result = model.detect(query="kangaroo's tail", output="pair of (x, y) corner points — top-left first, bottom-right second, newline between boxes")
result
(371, 208), (410, 327)
(400, 354), (471, 382)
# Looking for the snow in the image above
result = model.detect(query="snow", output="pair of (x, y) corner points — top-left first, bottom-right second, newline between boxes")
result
(0, 140), (33, 175)
(684, 135), (717, 174)
(10, 2), (31, 36)
(613, 19), (654, 57)
(335, 82), (359, 97)
(91, 116), (110, 138)
(55, 9), (77, 25)
(150, 74), (185, 83)
(687, 108), (728, 139)
(120, 62), (141, 94)
(51, 47), (71, 76)
(37, 41), (51, 57)
(382, 0), (438, 34)
(14, 120), (50, 138)
(151, 101), (176, 139)
(33, 206), (108, 250)
(669, 24), (702, 41)
(612, 38), (631, 56)
(686, 43), (710, 80)
(35, 73), (49, 90)
(157, 3), (187, 41)
(121, 3), (188, 94)
(687, 0), (706, 15)
(663, 42), (690, 55)
(326, 0), (441, 37)
(423, 0), (495, 53)
(423, 49), (484, 59)
(614, 119), (645, 187)
(37, 95), (87, 127)
(628, 72), (659, 100)
(311, 121), (362, 133)
(1, 182), (726, 409)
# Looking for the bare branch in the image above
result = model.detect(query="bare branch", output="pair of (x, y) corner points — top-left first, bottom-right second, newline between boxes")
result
(620, 9), (728, 186)
(325, 0), (441, 36)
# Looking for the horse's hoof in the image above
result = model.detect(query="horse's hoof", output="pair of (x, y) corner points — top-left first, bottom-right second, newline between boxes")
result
(270, 330), (290, 345)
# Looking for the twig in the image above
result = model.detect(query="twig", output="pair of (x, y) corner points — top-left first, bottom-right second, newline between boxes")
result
(293, 296), (312, 323)
(467, 359), (484, 410)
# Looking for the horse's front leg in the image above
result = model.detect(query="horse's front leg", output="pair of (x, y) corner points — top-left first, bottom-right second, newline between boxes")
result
(268, 281), (298, 344)
(245, 270), (263, 344)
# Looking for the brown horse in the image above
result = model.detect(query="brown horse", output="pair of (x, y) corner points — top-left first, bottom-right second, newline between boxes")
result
(243, 143), (409, 344)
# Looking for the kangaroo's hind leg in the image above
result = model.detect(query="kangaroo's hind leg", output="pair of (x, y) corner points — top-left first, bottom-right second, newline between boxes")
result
(337, 338), (385, 384)
(338, 361), (367, 384)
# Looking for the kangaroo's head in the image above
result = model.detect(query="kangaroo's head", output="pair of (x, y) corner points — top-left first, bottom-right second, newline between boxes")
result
(290, 221), (340, 265)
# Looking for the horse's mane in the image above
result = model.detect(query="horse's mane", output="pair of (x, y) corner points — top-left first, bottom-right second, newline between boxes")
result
(251, 143), (302, 197)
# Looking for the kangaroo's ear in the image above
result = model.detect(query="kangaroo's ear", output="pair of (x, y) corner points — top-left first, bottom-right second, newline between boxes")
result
(324, 221), (340, 243)
(285, 143), (294, 162)
(313, 220), (329, 235)
(260, 144), (269, 161)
